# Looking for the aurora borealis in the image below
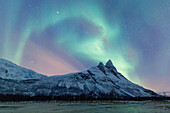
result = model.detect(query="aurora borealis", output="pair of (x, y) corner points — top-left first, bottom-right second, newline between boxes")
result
(0, 0), (170, 92)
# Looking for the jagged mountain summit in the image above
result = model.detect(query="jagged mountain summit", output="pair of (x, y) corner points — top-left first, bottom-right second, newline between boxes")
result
(0, 58), (158, 100)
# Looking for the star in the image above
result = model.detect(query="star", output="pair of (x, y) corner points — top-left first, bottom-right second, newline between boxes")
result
(56, 11), (60, 14)
(30, 61), (34, 64)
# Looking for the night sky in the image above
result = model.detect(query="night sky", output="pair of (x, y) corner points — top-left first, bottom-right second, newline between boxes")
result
(0, 0), (170, 92)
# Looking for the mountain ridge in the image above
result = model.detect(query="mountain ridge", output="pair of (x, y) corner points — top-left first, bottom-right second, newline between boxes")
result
(0, 58), (46, 80)
(0, 58), (159, 100)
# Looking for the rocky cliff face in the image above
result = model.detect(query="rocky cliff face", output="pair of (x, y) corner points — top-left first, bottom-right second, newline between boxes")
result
(0, 58), (158, 99)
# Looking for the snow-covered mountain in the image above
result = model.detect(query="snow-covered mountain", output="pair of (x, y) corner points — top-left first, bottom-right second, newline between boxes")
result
(0, 59), (46, 80)
(158, 92), (170, 97)
(0, 59), (158, 99)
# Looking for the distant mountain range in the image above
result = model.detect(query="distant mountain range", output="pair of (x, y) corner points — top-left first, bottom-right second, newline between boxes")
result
(0, 58), (159, 100)
(158, 92), (170, 97)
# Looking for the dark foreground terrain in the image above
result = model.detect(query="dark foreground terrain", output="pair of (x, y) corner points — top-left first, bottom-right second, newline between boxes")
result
(0, 94), (169, 101)
(0, 100), (170, 113)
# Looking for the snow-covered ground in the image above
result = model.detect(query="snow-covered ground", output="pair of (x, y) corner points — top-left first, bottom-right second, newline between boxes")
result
(0, 101), (170, 113)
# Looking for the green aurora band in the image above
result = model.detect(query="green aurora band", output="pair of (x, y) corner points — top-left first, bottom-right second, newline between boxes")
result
(1, 0), (170, 92)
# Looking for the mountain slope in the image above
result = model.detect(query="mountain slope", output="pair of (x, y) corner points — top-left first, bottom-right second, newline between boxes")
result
(0, 59), (158, 99)
(36, 60), (157, 98)
(0, 59), (46, 80)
